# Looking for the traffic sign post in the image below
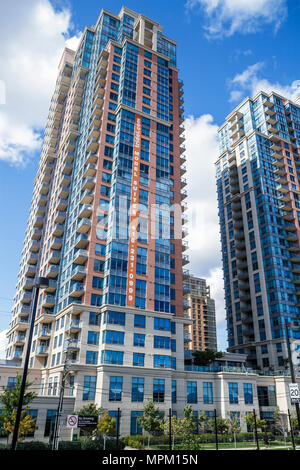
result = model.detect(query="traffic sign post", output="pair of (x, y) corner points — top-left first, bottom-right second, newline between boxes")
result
(289, 383), (300, 403)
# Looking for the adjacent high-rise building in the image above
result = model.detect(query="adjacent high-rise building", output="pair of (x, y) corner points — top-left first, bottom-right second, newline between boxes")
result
(184, 275), (217, 351)
(5, 7), (190, 432)
(216, 91), (300, 371)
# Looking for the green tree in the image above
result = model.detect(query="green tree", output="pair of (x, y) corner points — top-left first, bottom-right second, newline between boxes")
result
(163, 415), (184, 449)
(227, 414), (241, 448)
(97, 411), (116, 450)
(209, 416), (229, 435)
(192, 349), (223, 367)
(138, 399), (163, 448)
(273, 407), (288, 444)
(0, 375), (37, 442)
(76, 403), (103, 438)
(245, 412), (267, 443)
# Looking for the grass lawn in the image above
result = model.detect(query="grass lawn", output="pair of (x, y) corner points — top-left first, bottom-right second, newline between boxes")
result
(150, 440), (295, 451)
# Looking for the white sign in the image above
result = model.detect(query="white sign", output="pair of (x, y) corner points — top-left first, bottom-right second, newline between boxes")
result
(67, 415), (78, 428)
(289, 383), (300, 403)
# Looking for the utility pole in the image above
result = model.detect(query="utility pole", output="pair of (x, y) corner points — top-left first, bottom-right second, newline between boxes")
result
(116, 408), (120, 450)
(52, 338), (72, 450)
(287, 409), (295, 450)
(11, 277), (49, 450)
(214, 409), (218, 451)
(284, 321), (300, 431)
(168, 408), (172, 451)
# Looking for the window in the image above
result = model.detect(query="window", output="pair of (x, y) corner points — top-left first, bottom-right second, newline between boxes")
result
(89, 312), (100, 326)
(103, 311), (125, 325)
(187, 381), (197, 404)
(102, 330), (124, 345)
(172, 380), (177, 403)
(101, 350), (124, 365)
(44, 410), (57, 437)
(154, 336), (171, 349)
(244, 383), (253, 404)
(134, 315), (146, 328)
(88, 331), (99, 345)
(153, 379), (165, 402)
(133, 352), (145, 367)
(132, 378), (144, 402)
(7, 377), (17, 390)
(133, 333), (145, 347)
(229, 382), (239, 404)
(203, 382), (213, 404)
(153, 354), (171, 369)
(86, 351), (98, 365)
(83, 376), (96, 401)
(109, 376), (123, 401)
(130, 411), (143, 435)
(154, 317), (171, 331)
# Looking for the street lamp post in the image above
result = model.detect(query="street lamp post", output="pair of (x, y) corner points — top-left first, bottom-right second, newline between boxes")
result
(11, 277), (49, 450)
(284, 320), (300, 431)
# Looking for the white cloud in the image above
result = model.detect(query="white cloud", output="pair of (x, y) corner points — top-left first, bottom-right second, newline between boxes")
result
(0, 330), (8, 359)
(184, 114), (227, 350)
(0, 0), (81, 166)
(229, 62), (300, 103)
(185, 0), (287, 38)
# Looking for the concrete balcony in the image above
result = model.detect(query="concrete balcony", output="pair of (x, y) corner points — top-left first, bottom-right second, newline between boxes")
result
(182, 269), (189, 279)
(83, 163), (97, 178)
(33, 216), (44, 228)
(53, 223), (65, 237)
(28, 252), (39, 264)
(38, 328), (52, 340)
(77, 218), (91, 234)
(40, 182), (50, 196)
(71, 265), (86, 280)
(61, 174), (71, 187)
(29, 240), (40, 253)
(21, 292), (32, 304)
(41, 295), (56, 308)
(25, 264), (37, 277)
(86, 138), (99, 153)
(62, 161), (73, 175)
(65, 339), (81, 351)
(54, 210), (66, 224)
(236, 250), (247, 260)
(24, 278), (35, 290)
(48, 250), (61, 264)
(182, 254), (189, 266)
(36, 345), (49, 356)
(78, 204), (93, 219)
(31, 228), (42, 240)
(14, 334), (26, 346)
(45, 279), (57, 293)
(73, 249), (88, 265)
(82, 177), (96, 191)
(46, 265), (59, 279)
(66, 320), (82, 333)
(50, 237), (63, 251)
(70, 282), (84, 297)
(58, 185), (70, 199)
(75, 233), (89, 249)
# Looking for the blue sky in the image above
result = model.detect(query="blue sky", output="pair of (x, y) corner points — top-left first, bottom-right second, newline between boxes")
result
(0, 0), (299, 352)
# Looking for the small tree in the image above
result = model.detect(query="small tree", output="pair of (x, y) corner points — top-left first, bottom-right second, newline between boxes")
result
(163, 415), (184, 449)
(97, 411), (116, 450)
(209, 416), (229, 435)
(4, 409), (36, 441)
(0, 375), (37, 442)
(227, 414), (241, 448)
(245, 412), (267, 443)
(76, 403), (103, 438)
(138, 399), (163, 448)
(273, 407), (288, 444)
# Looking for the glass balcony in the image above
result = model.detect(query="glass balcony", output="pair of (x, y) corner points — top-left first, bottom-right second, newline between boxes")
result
(46, 265), (59, 279)
(48, 250), (61, 264)
(78, 204), (93, 219)
(70, 282), (84, 297)
(73, 249), (88, 265)
(77, 218), (91, 234)
(71, 265), (86, 280)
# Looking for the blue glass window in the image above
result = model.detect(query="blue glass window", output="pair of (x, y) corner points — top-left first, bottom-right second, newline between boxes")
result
(243, 383), (253, 404)
(102, 330), (124, 345)
(83, 376), (96, 401)
(133, 352), (145, 367)
(134, 315), (146, 328)
(133, 333), (145, 347)
(101, 350), (124, 365)
(187, 381), (197, 404)
(109, 376), (123, 401)
(203, 382), (213, 404)
(153, 379), (165, 402)
(229, 382), (239, 404)
(132, 377), (144, 402)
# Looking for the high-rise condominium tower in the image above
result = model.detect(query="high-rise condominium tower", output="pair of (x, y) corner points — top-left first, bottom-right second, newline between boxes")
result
(184, 275), (217, 351)
(5, 8), (188, 427)
(216, 91), (300, 371)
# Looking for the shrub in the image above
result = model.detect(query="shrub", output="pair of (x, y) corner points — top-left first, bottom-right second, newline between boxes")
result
(16, 441), (50, 451)
(58, 440), (82, 451)
(121, 435), (145, 449)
